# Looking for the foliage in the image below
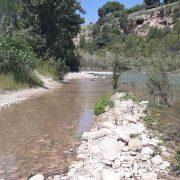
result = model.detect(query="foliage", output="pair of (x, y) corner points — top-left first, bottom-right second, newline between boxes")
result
(147, 27), (169, 40)
(111, 53), (129, 90)
(126, 4), (144, 14)
(146, 57), (173, 107)
(79, 35), (87, 49)
(55, 60), (69, 81)
(20, 0), (84, 72)
(94, 96), (113, 116)
(0, 73), (28, 90)
(0, 34), (43, 86)
(144, 0), (160, 8)
(164, 0), (178, 4)
(98, 1), (125, 18)
(122, 93), (141, 102)
(174, 151), (180, 174)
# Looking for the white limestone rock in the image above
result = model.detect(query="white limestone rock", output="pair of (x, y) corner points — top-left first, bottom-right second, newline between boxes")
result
(141, 147), (154, 155)
(29, 174), (45, 180)
(128, 138), (142, 152)
(151, 155), (163, 166)
(100, 138), (120, 161)
(101, 169), (120, 180)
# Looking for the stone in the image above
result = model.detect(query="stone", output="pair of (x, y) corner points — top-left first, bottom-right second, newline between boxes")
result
(124, 114), (138, 123)
(141, 147), (154, 155)
(141, 172), (157, 180)
(121, 146), (129, 152)
(101, 169), (120, 180)
(141, 154), (151, 161)
(112, 159), (120, 169)
(159, 161), (170, 170)
(101, 122), (114, 129)
(53, 175), (61, 180)
(78, 176), (93, 180)
(101, 160), (113, 166)
(141, 137), (150, 146)
(151, 155), (163, 166)
(161, 151), (171, 159)
(128, 138), (142, 152)
(29, 174), (45, 180)
(100, 138), (120, 161)
(82, 129), (111, 140)
(124, 171), (133, 178)
(116, 130), (130, 143)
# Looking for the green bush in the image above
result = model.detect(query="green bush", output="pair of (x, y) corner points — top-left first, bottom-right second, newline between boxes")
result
(94, 96), (109, 116)
(0, 34), (40, 85)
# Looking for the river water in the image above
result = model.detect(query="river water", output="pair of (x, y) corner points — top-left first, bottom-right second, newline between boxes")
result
(0, 72), (179, 179)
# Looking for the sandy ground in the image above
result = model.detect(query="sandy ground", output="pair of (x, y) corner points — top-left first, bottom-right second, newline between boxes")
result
(0, 72), (94, 110)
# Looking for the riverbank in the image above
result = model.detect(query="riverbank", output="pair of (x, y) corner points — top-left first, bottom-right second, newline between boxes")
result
(0, 72), (94, 111)
(42, 93), (177, 180)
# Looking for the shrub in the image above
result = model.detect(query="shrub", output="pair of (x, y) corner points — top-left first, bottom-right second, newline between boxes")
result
(55, 60), (69, 81)
(146, 56), (173, 107)
(0, 34), (39, 84)
(147, 27), (169, 40)
(0, 34), (43, 87)
(94, 96), (109, 116)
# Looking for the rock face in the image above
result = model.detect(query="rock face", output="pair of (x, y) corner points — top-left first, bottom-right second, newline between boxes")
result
(58, 93), (171, 180)
(73, 25), (93, 46)
(128, 3), (177, 36)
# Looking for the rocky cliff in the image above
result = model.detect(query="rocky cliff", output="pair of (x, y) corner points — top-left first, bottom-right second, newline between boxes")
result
(129, 3), (177, 36)
(74, 2), (179, 45)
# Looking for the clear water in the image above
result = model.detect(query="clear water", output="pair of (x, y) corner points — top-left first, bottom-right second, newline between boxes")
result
(0, 71), (179, 179)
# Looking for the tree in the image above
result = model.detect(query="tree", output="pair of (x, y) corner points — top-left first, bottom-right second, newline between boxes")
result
(146, 56), (173, 107)
(107, 52), (129, 90)
(164, 0), (177, 4)
(0, 0), (18, 31)
(20, 0), (84, 73)
(98, 1), (125, 18)
(144, 0), (160, 8)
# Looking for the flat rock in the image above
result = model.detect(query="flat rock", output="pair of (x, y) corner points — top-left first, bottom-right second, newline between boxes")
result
(82, 129), (111, 140)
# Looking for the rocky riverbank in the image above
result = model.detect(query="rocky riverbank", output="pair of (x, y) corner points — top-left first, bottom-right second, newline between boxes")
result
(35, 92), (175, 180)
(0, 72), (95, 111)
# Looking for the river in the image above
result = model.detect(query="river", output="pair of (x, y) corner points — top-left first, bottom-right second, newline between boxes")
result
(0, 72), (179, 179)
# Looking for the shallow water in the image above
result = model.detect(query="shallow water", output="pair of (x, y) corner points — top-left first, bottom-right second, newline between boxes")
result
(0, 78), (112, 179)
(0, 72), (179, 179)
